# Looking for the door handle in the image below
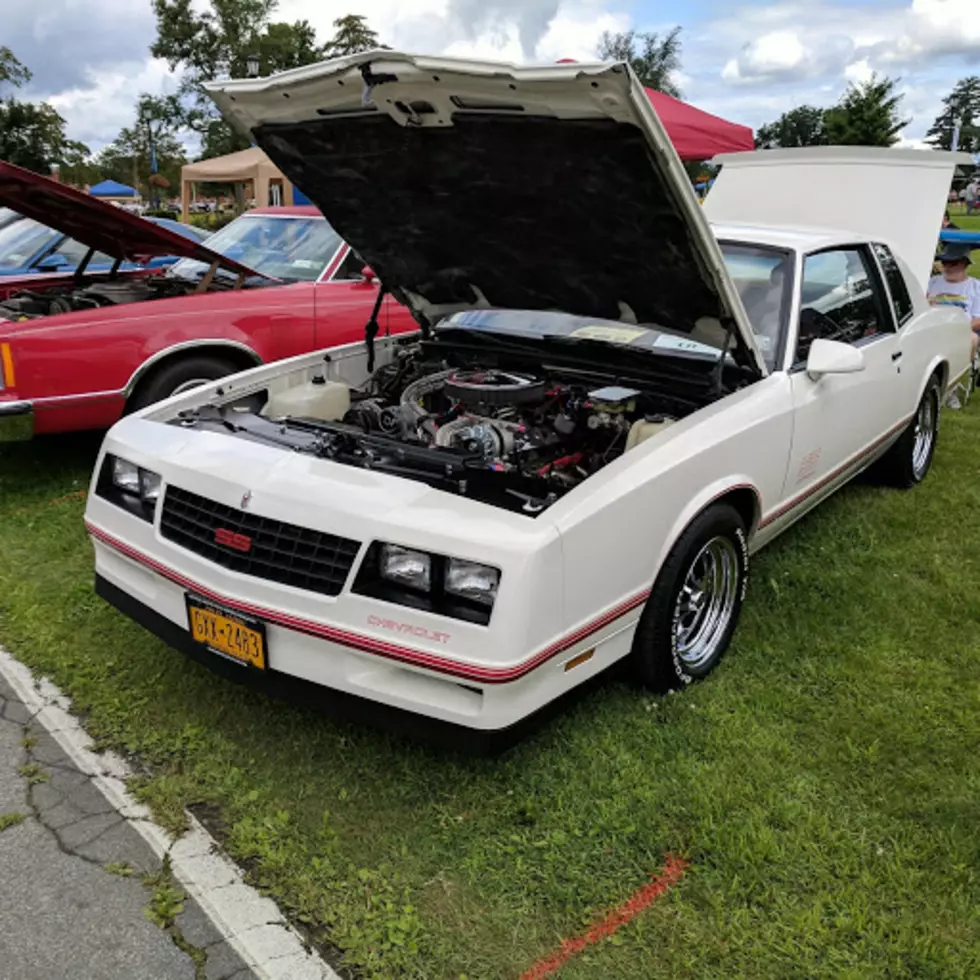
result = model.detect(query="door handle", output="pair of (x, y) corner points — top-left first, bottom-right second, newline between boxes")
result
(891, 351), (903, 362)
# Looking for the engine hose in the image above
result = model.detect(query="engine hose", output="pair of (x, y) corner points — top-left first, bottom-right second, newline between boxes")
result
(399, 369), (454, 436)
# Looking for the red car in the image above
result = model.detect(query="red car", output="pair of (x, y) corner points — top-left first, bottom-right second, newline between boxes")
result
(0, 162), (415, 441)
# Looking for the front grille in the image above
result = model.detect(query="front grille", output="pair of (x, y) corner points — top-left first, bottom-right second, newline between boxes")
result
(160, 486), (360, 597)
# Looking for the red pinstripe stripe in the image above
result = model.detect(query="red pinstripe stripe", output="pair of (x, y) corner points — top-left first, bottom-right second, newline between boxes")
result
(757, 414), (913, 529)
(85, 522), (648, 684)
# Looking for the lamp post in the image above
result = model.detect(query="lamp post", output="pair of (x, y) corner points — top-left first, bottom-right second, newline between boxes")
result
(246, 53), (261, 78)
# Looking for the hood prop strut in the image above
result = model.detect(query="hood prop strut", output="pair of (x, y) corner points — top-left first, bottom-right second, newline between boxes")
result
(365, 282), (388, 373)
(711, 316), (737, 396)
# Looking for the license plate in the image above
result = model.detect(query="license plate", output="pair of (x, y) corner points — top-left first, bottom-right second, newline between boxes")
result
(185, 596), (266, 669)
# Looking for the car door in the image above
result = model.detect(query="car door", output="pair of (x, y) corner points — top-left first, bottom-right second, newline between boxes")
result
(779, 245), (901, 509)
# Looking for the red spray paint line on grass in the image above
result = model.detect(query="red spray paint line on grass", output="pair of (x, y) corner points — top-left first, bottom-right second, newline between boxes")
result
(519, 854), (690, 980)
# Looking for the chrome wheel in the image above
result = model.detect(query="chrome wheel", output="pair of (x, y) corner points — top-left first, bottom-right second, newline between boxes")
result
(911, 389), (937, 479)
(170, 378), (211, 396)
(674, 536), (740, 670)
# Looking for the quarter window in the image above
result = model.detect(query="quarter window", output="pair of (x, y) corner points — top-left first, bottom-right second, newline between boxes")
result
(795, 247), (892, 364)
(871, 242), (913, 326)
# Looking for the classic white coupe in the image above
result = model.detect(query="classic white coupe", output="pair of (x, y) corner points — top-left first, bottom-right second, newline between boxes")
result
(82, 53), (974, 740)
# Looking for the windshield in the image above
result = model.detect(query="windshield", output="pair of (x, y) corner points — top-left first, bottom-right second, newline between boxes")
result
(0, 217), (60, 270)
(168, 213), (341, 283)
(718, 242), (791, 369)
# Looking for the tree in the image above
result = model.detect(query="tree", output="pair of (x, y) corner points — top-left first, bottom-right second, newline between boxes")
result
(823, 74), (909, 147)
(926, 77), (980, 154)
(755, 105), (828, 149)
(0, 47), (31, 88)
(96, 117), (187, 198)
(323, 14), (385, 58)
(0, 99), (89, 174)
(597, 28), (682, 98)
(150, 0), (327, 158)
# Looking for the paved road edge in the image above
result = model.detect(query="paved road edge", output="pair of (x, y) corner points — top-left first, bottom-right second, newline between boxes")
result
(0, 644), (340, 980)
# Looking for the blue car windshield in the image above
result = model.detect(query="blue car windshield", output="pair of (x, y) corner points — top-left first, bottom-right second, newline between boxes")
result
(0, 217), (60, 269)
(169, 214), (342, 283)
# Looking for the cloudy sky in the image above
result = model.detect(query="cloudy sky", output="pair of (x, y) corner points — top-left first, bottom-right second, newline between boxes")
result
(4, 0), (980, 153)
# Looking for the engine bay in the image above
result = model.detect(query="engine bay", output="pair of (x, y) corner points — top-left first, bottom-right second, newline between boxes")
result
(0, 272), (240, 321)
(172, 331), (718, 515)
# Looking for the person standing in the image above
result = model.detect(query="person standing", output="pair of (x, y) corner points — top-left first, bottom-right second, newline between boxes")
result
(928, 243), (980, 408)
(965, 178), (980, 216)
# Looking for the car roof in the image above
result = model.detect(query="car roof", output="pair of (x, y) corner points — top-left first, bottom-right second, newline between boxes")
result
(711, 222), (870, 254)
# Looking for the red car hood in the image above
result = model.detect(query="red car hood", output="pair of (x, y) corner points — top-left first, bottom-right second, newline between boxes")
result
(0, 161), (260, 277)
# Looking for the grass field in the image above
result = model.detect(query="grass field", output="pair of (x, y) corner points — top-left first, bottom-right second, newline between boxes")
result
(2, 410), (980, 979)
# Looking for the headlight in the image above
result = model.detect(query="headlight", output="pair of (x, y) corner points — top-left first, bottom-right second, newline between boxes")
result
(379, 544), (431, 591)
(446, 558), (499, 606)
(112, 457), (141, 494)
(97, 454), (162, 521)
(355, 543), (501, 626)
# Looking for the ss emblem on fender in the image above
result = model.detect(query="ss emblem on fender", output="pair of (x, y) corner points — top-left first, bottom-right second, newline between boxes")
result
(241, 490), (252, 509)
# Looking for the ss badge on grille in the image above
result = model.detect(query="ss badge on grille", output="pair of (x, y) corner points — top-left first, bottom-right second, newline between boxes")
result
(241, 490), (252, 509)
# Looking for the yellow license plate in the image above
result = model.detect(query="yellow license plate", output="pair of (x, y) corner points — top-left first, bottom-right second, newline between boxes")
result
(186, 598), (266, 669)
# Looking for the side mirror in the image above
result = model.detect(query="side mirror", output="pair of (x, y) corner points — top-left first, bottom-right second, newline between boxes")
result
(361, 265), (377, 283)
(36, 253), (69, 272)
(805, 338), (865, 381)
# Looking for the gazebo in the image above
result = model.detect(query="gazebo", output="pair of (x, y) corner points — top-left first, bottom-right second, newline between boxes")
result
(180, 147), (301, 220)
(89, 179), (140, 203)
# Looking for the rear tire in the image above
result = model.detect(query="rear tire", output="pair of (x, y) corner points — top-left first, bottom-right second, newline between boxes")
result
(630, 503), (748, 693)
(128, 354), (244, 412)
(877, 375), (941, 488)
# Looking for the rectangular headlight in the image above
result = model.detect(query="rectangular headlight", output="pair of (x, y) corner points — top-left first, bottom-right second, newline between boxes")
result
(112, 457), (141, 494)
(445, 558), (499, 606)
(98, 455), (162, 522)
(379, 544), (431, 591)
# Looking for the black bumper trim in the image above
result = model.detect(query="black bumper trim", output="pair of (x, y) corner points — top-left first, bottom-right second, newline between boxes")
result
(94, 574), (579, 754)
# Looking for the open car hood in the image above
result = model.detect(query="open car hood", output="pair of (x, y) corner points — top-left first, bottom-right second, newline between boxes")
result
(0, 161), (261, 278)
(206, 51), (767, 377)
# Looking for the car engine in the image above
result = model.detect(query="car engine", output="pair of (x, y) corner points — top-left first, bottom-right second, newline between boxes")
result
(177, 342), (686, 515)
(0, 274), (233, 321)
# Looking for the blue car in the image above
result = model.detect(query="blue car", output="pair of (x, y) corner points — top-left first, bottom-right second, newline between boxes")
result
(0, 212), (211, 278)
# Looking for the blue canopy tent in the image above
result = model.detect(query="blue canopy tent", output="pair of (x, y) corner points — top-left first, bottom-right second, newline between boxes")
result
(89, 179), (139, 199)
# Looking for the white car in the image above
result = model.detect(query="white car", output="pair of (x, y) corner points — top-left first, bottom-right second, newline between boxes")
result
(82, 53), (974, 741)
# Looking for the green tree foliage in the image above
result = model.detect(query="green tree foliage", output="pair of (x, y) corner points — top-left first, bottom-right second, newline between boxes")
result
(0, 47), (32, 88)
(96, 117), (187, 196)
(0, 98), (89, 174)
(823, 74), (909, 147)
(597, 28), (683, 98)
(150, 0), (326, 157)
(755, 105), (828, 149)
(323, 14), (386, 58)
(926, 76), (980, 153)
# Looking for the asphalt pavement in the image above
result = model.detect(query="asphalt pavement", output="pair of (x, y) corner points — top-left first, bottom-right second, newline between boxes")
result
(0, 672), (254, 980)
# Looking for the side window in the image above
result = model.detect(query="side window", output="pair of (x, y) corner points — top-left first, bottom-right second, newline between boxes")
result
(795, 247), (892, 364)
(42, 237), (114, 269)
(871, 242), (914, 326)
(331, 247), (366, 281)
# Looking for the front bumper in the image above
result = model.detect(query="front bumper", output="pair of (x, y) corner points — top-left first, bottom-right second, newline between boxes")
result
(0, 399), (33, 442)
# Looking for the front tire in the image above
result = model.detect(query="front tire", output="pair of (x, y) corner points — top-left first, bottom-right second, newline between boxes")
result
(128, 354), (244, 412)
(630, 503), (748, 692)
(877, 375), (941, 488)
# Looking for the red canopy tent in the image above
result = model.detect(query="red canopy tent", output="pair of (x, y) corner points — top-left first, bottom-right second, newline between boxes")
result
(556, 60), (754, 160)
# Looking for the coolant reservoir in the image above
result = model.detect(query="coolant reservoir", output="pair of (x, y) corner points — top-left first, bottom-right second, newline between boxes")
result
(626, 415), (676, 451)
(262, 375), (350, 422)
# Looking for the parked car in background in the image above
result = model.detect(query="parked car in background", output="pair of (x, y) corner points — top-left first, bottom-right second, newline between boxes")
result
(0, 209), (210, 280)
(0, 164), (416, 441)
(81, 54), (973, 741)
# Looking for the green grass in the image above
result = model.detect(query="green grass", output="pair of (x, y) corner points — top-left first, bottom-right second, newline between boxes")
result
(2, 420), (980, 979)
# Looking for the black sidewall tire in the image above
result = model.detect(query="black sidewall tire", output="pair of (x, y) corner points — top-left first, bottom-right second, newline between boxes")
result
(128, 354), (241, 412)
(879, 376), (941, 489)
(630, 503), (748, 693)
